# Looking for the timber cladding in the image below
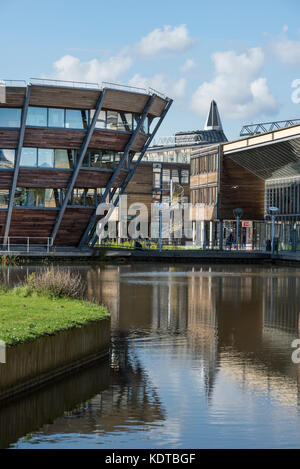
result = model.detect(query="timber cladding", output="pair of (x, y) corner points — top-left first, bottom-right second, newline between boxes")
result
(219, 156), (265, 220)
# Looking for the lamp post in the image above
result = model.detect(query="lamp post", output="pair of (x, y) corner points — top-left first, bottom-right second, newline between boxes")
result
(268, 206), (279, 253)
(233, 208), (243, 251)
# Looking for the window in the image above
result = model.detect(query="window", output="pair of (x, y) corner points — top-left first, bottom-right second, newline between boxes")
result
(27, 107), (47, 127)
(181, 170), (189, 184)
(55, 149), (75, 169)
(106, 111), (118, 130)
(118, 112), (132, 132)
(38, 149), (54, 168)
(0, 108), (21, 127)
(20, 148), (37, 167)
(48, 108), (64, 128)
(0, 149), (15, 168)
(0, 189), (9, 208)
(14, 188), (61, 207)
(90, 150), (101, 168)
(93, 110), (106, 129)
(65, 109), (88, 129)
(101, 151), (114, 169)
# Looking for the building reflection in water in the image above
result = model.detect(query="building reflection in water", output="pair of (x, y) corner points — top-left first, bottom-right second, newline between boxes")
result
(1, 263), (300, 447)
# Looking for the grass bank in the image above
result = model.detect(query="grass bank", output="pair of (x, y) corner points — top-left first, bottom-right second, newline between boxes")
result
(0, 291), (109, 346)
(0, 268), (109, 346)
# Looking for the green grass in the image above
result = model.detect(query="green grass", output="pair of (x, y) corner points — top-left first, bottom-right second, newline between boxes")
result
(0, 290), (109, 346)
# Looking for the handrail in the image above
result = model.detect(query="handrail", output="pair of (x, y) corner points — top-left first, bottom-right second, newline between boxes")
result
(0, 236), (53, 253)
(30, 77), (101, 89)
(0, 79), (27, 87)
(102, 81), (148, 94)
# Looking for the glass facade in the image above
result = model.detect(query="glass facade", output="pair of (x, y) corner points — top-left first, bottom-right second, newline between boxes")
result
(191, 186), (218, 205)
(0, 149), (15, 168)
(0, 108), (21, 127)
(92, 109), (148, 133)
(26, 107), (47, 127)
(144, 147), (191, 164)
(191, 152), (218, 175)
(65, 109), (88, 129)
(20, 147), (37, 167)
(14, 188), (62, 208)
(13, 187), (106, 208)
(48, 108), (65, 128)
(18, 147), (126, 170)
(0, 189), (9, 208)
(54, 149), (75, 169)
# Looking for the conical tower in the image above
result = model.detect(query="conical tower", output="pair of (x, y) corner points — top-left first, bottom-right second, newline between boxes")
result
(204, 100), (223, 131)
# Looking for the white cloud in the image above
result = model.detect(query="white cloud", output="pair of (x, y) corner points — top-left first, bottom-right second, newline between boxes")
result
(52, 54), (133, 84)
(191, 47), (278, 120)
(136, 24), (195, 56)
(181, 58), (196, 72)
(129, 73), (186, 100)
(272, 29), (300, 65)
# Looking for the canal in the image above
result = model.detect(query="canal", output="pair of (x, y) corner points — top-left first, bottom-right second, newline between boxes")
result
(1, 262), (300, 449)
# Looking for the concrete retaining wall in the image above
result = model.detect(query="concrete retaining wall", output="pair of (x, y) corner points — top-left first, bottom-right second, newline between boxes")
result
(0, 318), (110, 402)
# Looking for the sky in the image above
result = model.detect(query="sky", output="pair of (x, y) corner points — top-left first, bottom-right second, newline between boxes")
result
(1, 0), (300, 140)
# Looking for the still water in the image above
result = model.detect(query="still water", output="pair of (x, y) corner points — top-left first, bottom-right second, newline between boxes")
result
(1, 263), (300, 449)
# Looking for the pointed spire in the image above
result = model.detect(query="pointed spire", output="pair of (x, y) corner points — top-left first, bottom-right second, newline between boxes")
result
(204, 100), (223, 131)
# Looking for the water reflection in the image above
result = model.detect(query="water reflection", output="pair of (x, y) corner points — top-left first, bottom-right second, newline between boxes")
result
(1, 264), (300, 448)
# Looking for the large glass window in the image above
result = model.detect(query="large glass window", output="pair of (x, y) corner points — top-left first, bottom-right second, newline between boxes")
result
(0, 189), (9, 208)
(20, 148), (37, 167)
(89, 150), (101, 168)
(106, 111), (118, 130)
(65, 109), (88, 129)
(26, 107), (47, 127)
(92, 110), (106, 129)
(38, 149), (54, 168)
(0, 108), (21, 127)
(101, 151), (114, 169)
(14, 188), (61, 208)
(54, 149), (75, 169)
(0, 149), (15, 168)
(117, 112), (132, 131)
(48, 108), (64, 128)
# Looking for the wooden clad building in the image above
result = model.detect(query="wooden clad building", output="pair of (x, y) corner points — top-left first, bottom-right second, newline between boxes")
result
(0, 80), (171, 247)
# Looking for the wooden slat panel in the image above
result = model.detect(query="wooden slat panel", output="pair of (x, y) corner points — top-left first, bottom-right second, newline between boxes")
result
(18, 169), (71, 188)
(103, 89), (149, 114)
(190, 173), (218, 187)
(0, 87), (26, 108)
(55, 208), (94, 245)
(30, 86), (100, 109)
(220, 157), (265, 220)
(23, 128), (85, 149)
(0, 170), (13, 188)
(9, 209), (58, 241)
(76, 169), (127, 188)
(0, 211), (7, 236)
(131, 134), (148, 152)
(149, 96), (167, 118)
(89, 129), (130, 151)
(0, 129), (19, 148)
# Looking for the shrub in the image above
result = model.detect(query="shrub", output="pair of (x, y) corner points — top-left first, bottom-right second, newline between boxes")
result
(26, 267), (85, 299)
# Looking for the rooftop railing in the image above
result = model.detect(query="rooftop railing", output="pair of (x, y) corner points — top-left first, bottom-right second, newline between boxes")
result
(0, 77), (169, 99)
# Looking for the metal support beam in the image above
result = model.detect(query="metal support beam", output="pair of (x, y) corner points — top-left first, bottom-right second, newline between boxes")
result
(50, 89), (106, 242)
(78, 93), (159, 248)
(3, 84), (32, 244)
(82, 98), (173, 248)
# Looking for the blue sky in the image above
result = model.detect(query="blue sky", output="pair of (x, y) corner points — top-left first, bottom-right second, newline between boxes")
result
(1, 0), (300, 139)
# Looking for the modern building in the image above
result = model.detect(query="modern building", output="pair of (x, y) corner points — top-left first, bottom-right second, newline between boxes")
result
(190, 122), (300, 249)
(0, 79), (171, 248)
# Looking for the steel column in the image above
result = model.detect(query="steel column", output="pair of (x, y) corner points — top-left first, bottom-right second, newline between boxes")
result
(3, 84), (32, 244)
(85, 98), (173, 248)
(50, 89), (106, 242)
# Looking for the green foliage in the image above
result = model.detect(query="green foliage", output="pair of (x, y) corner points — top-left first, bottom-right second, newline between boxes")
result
(0, 291), (109, 345)
(1, 255), (19, 266)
